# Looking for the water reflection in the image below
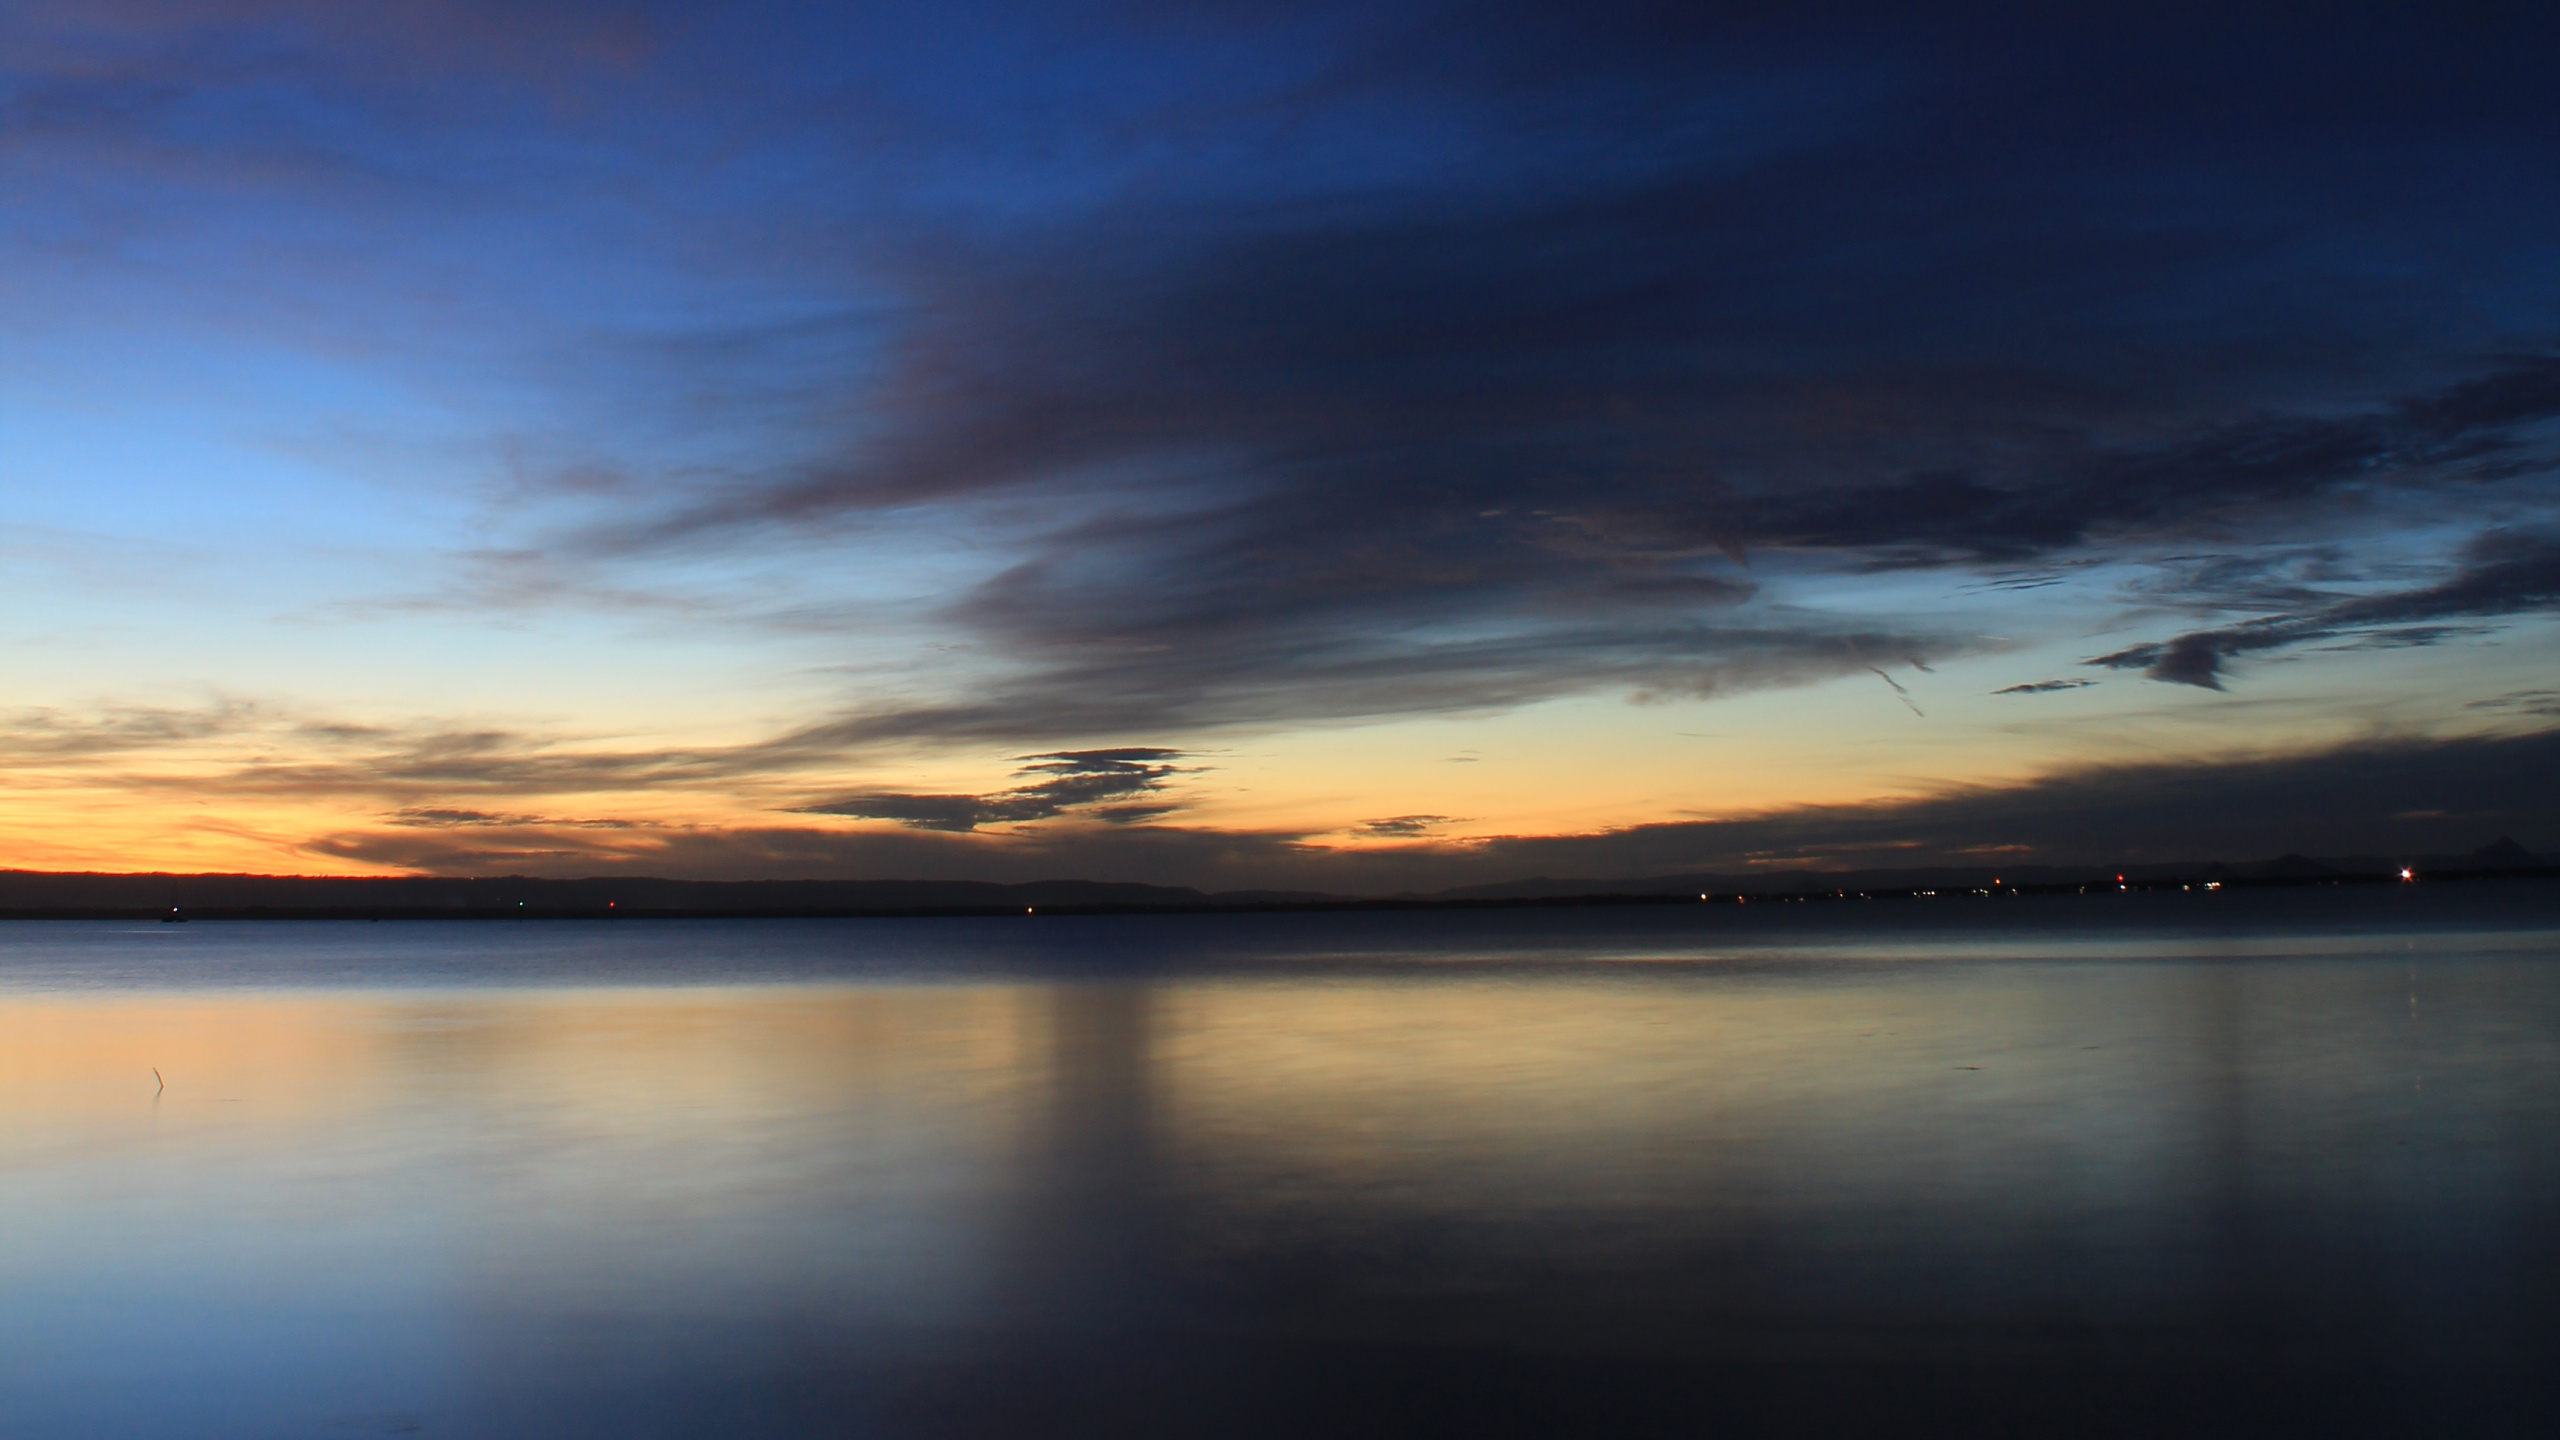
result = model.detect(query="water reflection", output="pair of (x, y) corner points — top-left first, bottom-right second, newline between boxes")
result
(3, 924), (2557, 1436)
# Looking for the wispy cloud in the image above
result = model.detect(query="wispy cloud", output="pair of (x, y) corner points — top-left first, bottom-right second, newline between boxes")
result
(2467, 690), (2560, 719)
(2090, 530), (2560, 689)
(0, 698), (871, 803)
(0, 701), (277, 762)
(388, 807), (647, 830)
(1865, 667), (1925, 717)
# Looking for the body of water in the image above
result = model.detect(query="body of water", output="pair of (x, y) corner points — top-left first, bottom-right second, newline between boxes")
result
(4, 886), (2557, 1436)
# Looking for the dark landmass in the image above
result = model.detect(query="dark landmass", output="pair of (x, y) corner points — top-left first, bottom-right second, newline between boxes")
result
(0, 872), (1337, 920)
(0, 839), (2549, 919)
(1412, 836), (2554, 902)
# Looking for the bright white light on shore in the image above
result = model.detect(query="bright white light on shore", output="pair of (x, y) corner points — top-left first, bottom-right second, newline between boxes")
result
(2400, 868), (2414, 881)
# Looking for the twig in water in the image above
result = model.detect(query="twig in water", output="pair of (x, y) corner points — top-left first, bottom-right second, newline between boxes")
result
(153, 1067), (164, 1093)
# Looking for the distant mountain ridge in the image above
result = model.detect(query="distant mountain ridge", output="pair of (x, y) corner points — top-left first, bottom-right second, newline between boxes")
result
(0, 838), (2545, 916)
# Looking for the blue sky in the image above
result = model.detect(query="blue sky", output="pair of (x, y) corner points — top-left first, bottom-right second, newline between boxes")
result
(6, 1), (2559, 885)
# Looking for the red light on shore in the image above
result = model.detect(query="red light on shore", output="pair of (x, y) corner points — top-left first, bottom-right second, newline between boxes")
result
(2400, 868), (2414, 881)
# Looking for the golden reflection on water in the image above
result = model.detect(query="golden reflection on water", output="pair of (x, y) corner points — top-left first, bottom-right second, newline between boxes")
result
(0, 966), (2504, 1238)
(2, 986), (1040, 1159)
(4, 950), (2557, 1436)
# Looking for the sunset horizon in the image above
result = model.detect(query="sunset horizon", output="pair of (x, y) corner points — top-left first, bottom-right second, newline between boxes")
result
(7, 10), (2559, 1436)
(9, 5), (2559, 888)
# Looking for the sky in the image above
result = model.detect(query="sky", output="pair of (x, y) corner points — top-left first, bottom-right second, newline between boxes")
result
(5, 0), (2559, 889)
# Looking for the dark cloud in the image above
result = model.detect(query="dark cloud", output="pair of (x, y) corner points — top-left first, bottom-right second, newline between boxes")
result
(389, 807), (643, 830)
(2468, 690), (2560, 719)
(535, 7), (2560, 737)
(1994, 680), (2097, 695)
(728, 620), (1972, 749)
(392, 807), (543, 827)
(21, 3), (2560, 743)
(1452, 727), (2560, 881)
(796, 749), (1187, 832)
(2313, 626), (2488, 653)
(2091, 530), (2560, 689)
(1357, 815), (1458, 838)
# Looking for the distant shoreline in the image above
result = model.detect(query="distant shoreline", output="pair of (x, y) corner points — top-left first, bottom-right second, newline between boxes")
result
(5, 864), (2552, 922)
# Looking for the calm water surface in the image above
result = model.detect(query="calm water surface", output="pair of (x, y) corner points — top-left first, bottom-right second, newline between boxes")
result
(5, 887), (2557, 1437)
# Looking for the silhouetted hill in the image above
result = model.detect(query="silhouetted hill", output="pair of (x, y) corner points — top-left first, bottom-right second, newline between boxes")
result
(2259, 853), (2336, 879)
(2471, 836), (2541, 870)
